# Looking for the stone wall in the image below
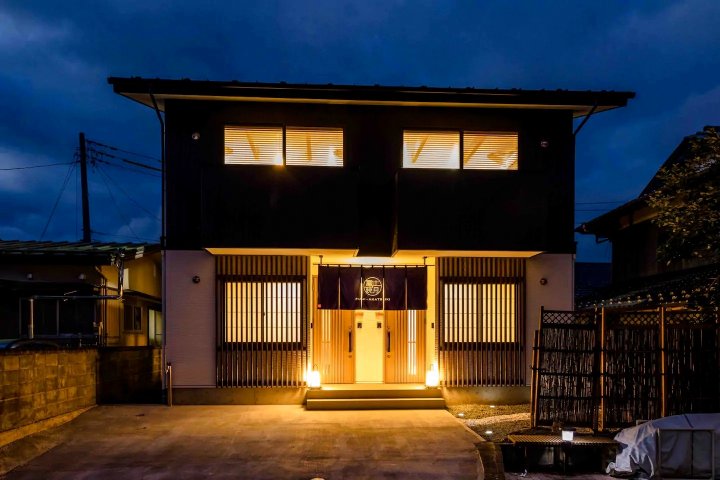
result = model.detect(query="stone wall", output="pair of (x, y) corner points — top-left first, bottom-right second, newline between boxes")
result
(0, 349), (97, 432)
(97, 347), (162, 404)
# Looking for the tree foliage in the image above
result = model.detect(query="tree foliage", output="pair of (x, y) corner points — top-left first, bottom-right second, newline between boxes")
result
(647, 126), (720, 265)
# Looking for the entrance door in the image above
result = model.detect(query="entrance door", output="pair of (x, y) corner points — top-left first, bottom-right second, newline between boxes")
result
(354, 310), (385, 383)
(385, 310), (426, 383)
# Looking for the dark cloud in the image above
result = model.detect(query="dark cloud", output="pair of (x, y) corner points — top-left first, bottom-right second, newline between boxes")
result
(1, 0), (719, 259)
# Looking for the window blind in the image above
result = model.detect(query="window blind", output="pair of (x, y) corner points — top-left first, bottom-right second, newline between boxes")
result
(463, 132), (518, 170)
(286, 127), (343, 166)
(224, 126), (283, 165)
(403, 131), (460, 169)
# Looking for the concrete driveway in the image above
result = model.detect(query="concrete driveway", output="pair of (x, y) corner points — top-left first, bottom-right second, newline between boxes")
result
(1, 405), (483, 479)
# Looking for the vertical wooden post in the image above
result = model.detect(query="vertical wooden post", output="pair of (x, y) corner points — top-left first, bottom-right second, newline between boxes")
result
(660, 306), (667, 418)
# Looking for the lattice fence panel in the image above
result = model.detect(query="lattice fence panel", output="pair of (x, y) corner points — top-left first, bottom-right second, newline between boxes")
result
(665, 311), (720, 415)
(603, 311), (661, 428)
(534, 309), (599, 428)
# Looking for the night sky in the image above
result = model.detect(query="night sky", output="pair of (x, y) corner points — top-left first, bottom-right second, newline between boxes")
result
(1, 1), (719, 261)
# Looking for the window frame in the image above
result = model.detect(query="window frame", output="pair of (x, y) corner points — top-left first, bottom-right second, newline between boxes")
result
(220, 275), (307, 349)
(224, 124), (344, 168)
(122, 304), (143, 333)
(439, 277), (521, 349)
(402, 129), (519, 171)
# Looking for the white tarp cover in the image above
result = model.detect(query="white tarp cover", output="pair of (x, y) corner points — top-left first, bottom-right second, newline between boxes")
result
(607, 413), (720, 478)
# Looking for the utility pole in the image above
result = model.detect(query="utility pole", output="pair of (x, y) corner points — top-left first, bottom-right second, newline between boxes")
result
(79, 132), (91, 242)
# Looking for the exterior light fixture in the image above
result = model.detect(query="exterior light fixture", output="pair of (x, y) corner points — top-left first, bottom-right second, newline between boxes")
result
(539, 278), (548, 285)
(425, 363), (440, 388)
(192, 275), (201, 284)
(26, 273), (33, 280)
(561, 427), (576, 442)
(78, 273), (87, 280)
(307, 370), (321, 389)
(485, 430), (493, 435)
(191, 132), (200, 141)
(457, 412), (465, 418)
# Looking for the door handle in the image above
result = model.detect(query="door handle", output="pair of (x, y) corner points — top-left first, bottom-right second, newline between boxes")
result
(387, 331), (391, 353)
(349, 331), (352, 353)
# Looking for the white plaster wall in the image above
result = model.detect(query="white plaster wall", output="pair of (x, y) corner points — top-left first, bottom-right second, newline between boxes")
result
(165, 250), (216, 387)
(525, 253), (574, 384)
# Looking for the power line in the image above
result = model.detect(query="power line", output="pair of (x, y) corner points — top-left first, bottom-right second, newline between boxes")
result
(88, 148), (161, 172)
(1, 161), (75, 171)
(86, 139), (161, 163)
(92, 157), (161, 178)
(95, 164), (161, 222)
(95, 164), (143, 241)
(39, 162), (77, 240)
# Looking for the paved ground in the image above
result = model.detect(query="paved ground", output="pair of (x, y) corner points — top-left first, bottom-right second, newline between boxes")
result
(0, 405), (483, 479)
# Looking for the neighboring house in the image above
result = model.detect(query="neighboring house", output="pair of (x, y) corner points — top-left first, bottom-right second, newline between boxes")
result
(577, 128), (719, 309)
(110, 77), (633, 403)
(574, 262), (612, 302)
(0, 240), (162, 346)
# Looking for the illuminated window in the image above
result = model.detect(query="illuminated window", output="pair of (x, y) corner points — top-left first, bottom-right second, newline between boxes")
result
(224, 126), (343, 166)
(403, 130), (519, 170)
(286, 127), (343, 166)
(463, 132), (518, 170)
(443, 282), (517, 343)
(224, 126), (283, 165)
(403, 131), (460, 169)
(225, 281), (302, 343)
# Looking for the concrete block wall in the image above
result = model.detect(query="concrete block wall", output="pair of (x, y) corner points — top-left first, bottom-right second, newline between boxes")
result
(0, 349), (97, 432)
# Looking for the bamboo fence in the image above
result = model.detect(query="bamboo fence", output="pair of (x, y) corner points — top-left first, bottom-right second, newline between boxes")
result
(532, 307), (720, 431)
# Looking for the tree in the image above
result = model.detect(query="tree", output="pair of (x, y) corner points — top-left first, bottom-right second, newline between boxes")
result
(647, 126), (720, 265)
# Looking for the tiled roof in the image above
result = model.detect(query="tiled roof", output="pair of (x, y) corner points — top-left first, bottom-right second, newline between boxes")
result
(577, 263), (719, 310)
(0, 240), (158, 261)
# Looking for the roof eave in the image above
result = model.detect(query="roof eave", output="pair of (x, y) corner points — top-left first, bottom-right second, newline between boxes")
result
(108, 77), (635, 117)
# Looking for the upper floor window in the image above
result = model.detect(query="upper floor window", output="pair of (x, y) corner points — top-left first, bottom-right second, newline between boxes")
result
(403, 131), (460, 169)
(224, 126), (343, 167)
(463, 132), (518, 170)
(403, 130), (518, 170)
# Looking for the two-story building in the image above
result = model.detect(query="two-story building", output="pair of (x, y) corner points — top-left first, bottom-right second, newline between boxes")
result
(110, 78), (633, 405)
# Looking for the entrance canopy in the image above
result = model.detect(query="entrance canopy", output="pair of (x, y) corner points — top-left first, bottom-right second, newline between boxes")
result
(318, 265), (427, 310)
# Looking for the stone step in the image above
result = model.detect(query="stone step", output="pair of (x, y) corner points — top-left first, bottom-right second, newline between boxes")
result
(307, 387), (441, 400)
(306, 397), (446, 410)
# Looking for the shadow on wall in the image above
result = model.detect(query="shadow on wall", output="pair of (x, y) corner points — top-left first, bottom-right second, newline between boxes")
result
(97, 347), (163, 404)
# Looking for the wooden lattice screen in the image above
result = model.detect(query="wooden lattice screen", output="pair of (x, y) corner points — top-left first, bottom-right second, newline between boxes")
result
(665, 310), (720, 415)
(437, 257), (526, 387)
(602, 310), (661, 429)
(532, 307), (720, 431)
(532, 309), (599, 429)
(216, 255), (309, 387)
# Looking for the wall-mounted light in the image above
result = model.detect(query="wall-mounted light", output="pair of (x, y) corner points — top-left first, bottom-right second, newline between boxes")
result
(561, 427), (576, 442)
(540, 278), (548, 285)
(78, 273), (87, 281)
(540, 140), (549, 148)
(26, 273), (33, 280)
(192, 275), (201, 284)
(191, 132), (201, 141)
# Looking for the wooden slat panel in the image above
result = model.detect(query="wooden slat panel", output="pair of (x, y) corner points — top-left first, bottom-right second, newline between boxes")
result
(216, 255), (309, 387)
(437, 257), (526, 387)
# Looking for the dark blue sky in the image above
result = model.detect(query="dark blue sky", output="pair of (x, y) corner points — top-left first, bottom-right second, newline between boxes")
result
(1, 1), (719, 261)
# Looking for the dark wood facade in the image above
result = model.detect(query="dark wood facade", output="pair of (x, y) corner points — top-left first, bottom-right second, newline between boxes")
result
(165, 101), (575, 255)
